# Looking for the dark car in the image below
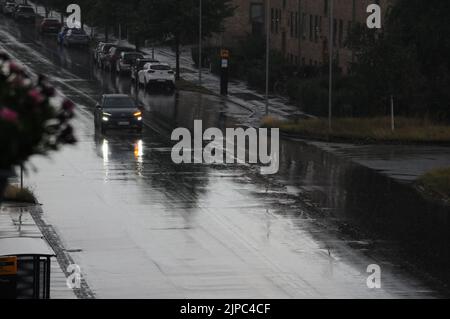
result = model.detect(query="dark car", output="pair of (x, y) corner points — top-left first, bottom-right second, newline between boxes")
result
(104, 46), (135, 72)
(131, 57), (159, 82)
(116, 52), (144, 74)
(63, 28), (90, 47)
(39, 18), (62, 34)
(95, 94), (143, 133)
(2, 1), (16, 15)
(14, 5), (35, 22)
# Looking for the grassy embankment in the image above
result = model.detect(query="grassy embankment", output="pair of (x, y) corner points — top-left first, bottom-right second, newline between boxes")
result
(175, 78), (214, 95)
(418, 167), (450, 202)
(262, 116), (450, 144)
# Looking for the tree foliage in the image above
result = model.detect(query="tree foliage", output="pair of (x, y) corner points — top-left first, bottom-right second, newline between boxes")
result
(348, 0), (450, 119)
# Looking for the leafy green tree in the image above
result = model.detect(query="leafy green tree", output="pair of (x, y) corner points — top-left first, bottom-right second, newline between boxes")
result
(348, 0), (450, 119)
(152, 0), (235, 79)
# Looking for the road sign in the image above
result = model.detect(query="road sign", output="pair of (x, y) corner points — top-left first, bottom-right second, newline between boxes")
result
(220, 49), (230, 59)
(0, 256), (17, 276)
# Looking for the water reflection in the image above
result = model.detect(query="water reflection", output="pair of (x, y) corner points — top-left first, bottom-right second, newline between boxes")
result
(95, 131), (145, 179)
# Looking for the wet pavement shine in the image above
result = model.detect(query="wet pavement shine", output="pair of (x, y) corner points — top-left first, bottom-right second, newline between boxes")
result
(0, 18), (446, 298)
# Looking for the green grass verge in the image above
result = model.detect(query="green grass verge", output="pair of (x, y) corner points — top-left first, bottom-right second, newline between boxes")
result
(262, 116), (450, 143)
(175, 78), (214, 95)
(3, 185), (37, 204)
(418, 167), (450, 201)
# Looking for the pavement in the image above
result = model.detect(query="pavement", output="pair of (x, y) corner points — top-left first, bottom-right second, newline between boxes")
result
(1, 6), (449, 298)
(0, 202), (77, 299)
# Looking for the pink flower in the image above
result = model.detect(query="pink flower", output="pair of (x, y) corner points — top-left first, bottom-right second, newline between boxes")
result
(28, 88), (45, 105)
(8, 62), (22, 73)
(0, 108), (18, 123)
(62, 99), (75, 112)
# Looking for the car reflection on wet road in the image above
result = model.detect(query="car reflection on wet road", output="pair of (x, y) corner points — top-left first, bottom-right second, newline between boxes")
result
(0, 17), (445, 298)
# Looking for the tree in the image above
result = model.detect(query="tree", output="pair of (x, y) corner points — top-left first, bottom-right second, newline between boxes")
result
(153, 0), (235, 80)
(348, 1), (450, 119)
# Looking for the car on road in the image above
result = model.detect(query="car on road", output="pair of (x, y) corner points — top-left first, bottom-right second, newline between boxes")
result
(13, 5), (35, 22)
(2, 2), (15, 15)
(137, 62), (175, 91)
(93, 42), (113, 65)
(131, 57), (159, 82)
(116, 52), (144, 74)
(63, 28), (90, 47)
(39, 18), (62, 34)
(1, 1), (15, 15)
(104, 46), (135, 72)
(94, 94), (143, 133)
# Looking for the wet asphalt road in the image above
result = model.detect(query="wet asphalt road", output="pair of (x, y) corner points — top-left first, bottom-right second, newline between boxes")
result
(0, 17), (442, 298)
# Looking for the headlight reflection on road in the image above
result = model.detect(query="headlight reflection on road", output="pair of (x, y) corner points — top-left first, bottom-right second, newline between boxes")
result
(102, 138), (109, 164)
(134, 139), (144, 176)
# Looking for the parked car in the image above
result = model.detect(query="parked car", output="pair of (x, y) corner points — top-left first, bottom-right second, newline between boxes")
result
(104, 46), (135, 72)
(39, 18), (62, 34)
(94, 94), (143, 133)
(137, 62), (175, 91)
(93, 42), (112, 64)
(2, 2), (16, 15)
(116, 52), (144, 74)
(63, 28), (90, 47)
(131, 57), (159, 82)
(0, 0), (13, 14)
(13, 5), (35, 22)
(95, 43), (115, 68)
(57, 25), (69, 45)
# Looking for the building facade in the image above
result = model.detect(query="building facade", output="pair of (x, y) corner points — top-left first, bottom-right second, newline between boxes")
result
(209, 0), (391, 73)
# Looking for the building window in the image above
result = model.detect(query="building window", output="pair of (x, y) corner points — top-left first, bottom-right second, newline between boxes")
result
(338, 19), (343, 47)
(302, 13), (306, 39)
(295, 12), (299, 38)
(309, 15), (313, 41)
(250, 3), (264, 35)
(324, 0), (328, 16)
(314, 15), (318, 42)
(333, 18), (337, 47)
(271, 8), (274, 33)
(290, 12), (295, 38)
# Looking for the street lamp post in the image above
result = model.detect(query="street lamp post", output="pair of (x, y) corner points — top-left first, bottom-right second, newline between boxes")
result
(199, 0), (202, 85)
(328, 0), (334, 132)
(265, 0), (271, 116)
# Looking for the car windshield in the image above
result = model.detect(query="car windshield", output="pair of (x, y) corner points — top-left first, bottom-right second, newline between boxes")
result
(151, 65), (171, 71)
(104, 97), (135, 108)
(71, 29), (86, 35)
(138, 60), (152, 68)
(20, 7), (34, 13)
(102, 45), (114, 52)
(124, 54), (143, 62)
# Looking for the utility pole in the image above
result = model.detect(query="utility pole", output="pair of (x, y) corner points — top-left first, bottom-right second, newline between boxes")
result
(198, 0), (203, 85)
(390, 95), (395, 131)
(265, 0), (271, 116)
(328, 0), (334, 132)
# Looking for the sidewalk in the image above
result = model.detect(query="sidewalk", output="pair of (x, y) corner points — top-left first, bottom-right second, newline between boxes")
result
(0, 202), (77, 299)
(148, 46), (312, 122)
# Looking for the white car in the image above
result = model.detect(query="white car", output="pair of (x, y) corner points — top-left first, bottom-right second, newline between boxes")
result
(137, 62), (175, 91)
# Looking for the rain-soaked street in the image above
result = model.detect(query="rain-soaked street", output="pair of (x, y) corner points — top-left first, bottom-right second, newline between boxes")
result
(0, 17), (447, 298)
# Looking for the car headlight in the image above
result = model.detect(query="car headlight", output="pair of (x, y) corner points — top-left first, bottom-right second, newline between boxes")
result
(133, 111), (142, 117)
(102, 116), (109, 122)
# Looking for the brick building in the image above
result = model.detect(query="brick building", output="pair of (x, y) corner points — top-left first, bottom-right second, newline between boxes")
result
(208, 0), (392, 73)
